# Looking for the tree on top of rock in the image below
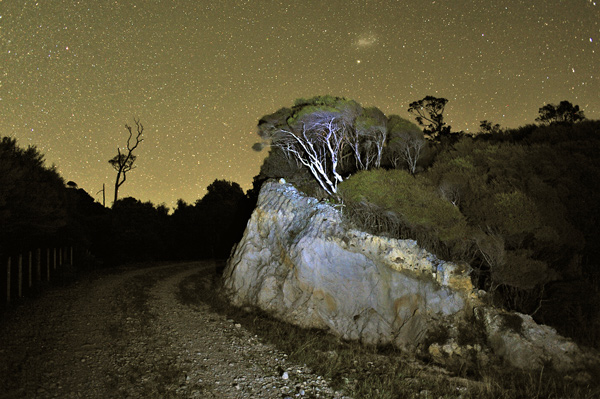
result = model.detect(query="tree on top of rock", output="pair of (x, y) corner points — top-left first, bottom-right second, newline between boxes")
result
(386, 115), (426, 174)
(253, 96), (428, 195)
(351, 106), (388, 170)
(254, 96), (359, 196)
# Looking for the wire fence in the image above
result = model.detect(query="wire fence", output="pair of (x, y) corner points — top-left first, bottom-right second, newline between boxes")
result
(1, 246), (74, 305)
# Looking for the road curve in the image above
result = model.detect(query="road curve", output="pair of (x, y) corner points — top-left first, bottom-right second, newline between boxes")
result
(0, 261), (350, 399)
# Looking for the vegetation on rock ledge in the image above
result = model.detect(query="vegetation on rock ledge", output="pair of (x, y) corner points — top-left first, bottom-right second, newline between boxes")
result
(254, 95), (600, 350)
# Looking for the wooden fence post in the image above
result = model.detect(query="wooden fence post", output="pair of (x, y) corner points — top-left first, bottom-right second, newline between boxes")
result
(28, 251), (32, 288)
(6, 257), (11, 303)
(36, 248), (41, 282)
(18, 254), (22, 298)
(46, 248), (50, 281)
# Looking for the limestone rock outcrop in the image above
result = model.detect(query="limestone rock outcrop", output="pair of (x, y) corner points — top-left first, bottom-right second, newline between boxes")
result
(223, 180), (598, 374)
(224, 181), (473, 349)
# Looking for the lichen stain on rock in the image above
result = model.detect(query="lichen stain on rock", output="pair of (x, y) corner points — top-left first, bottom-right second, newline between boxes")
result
(278, 247), (296, 270)
(314, 289), (338, 313)
(393, 295), (421, 319)
(448, 274), (473, 292)
(392, 294), (422, 334)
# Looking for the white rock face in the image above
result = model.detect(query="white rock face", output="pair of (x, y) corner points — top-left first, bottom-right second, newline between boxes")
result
(223, 181), (599, 374)
(223, 181), (473, 349)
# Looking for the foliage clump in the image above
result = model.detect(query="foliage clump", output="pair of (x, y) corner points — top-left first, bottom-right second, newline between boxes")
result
(339, 169), (471, 260)
(535, 100), (585, 125)
(253, 95), (425, 196)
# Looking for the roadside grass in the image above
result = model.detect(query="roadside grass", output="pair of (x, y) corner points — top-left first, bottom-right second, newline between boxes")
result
(178, 261), (600, 399)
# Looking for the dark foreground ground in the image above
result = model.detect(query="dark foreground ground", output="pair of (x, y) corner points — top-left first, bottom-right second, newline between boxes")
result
(0, 262), (349, 398)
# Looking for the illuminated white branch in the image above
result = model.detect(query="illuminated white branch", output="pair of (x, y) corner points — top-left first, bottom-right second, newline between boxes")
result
(397, 133), (425, 174)
(269, 112), (345, 196)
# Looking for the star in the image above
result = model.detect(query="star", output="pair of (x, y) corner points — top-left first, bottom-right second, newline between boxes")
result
(0, 0), (597, 208)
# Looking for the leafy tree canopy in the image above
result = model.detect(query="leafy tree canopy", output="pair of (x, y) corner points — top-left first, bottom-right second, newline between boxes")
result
(407, 95), (452, 141)
(535, 100), (585, 125)
(478, 120), (502, 135)
(253, 95), (425, 195)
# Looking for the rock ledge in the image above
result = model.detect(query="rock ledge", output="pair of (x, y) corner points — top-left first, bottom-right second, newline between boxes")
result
(224, 181), (599, 375)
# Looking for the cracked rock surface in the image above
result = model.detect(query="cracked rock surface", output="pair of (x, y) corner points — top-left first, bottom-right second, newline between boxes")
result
(0, 262), (351, 398)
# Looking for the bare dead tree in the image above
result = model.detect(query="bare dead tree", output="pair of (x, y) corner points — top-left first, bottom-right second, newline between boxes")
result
(96, 183), (106, 207)
(109, 118), (144, 206)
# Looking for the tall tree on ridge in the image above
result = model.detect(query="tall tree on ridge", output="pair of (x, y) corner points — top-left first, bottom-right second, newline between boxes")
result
(408, 96), (452, 141)
(535, 100), (585, 125)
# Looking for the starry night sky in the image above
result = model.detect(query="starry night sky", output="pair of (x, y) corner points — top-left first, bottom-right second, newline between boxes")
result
(2, 0), (598, 208)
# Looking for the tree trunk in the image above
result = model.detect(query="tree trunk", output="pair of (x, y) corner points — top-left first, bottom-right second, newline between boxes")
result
(113, 170), (121, 206)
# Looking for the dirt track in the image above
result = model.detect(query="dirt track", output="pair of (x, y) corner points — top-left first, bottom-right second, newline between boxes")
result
(0, 262), (349, 398)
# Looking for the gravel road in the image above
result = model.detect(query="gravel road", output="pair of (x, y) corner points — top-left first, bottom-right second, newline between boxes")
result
(0, 262), (351, 398)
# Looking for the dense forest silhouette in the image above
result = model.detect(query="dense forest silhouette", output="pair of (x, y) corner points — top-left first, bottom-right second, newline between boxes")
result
(1, 96), (598, 349)
(0, 135), (252, 268)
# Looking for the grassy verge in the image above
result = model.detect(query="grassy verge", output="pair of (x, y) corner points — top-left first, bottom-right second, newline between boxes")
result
(178, 262), (600, 399)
